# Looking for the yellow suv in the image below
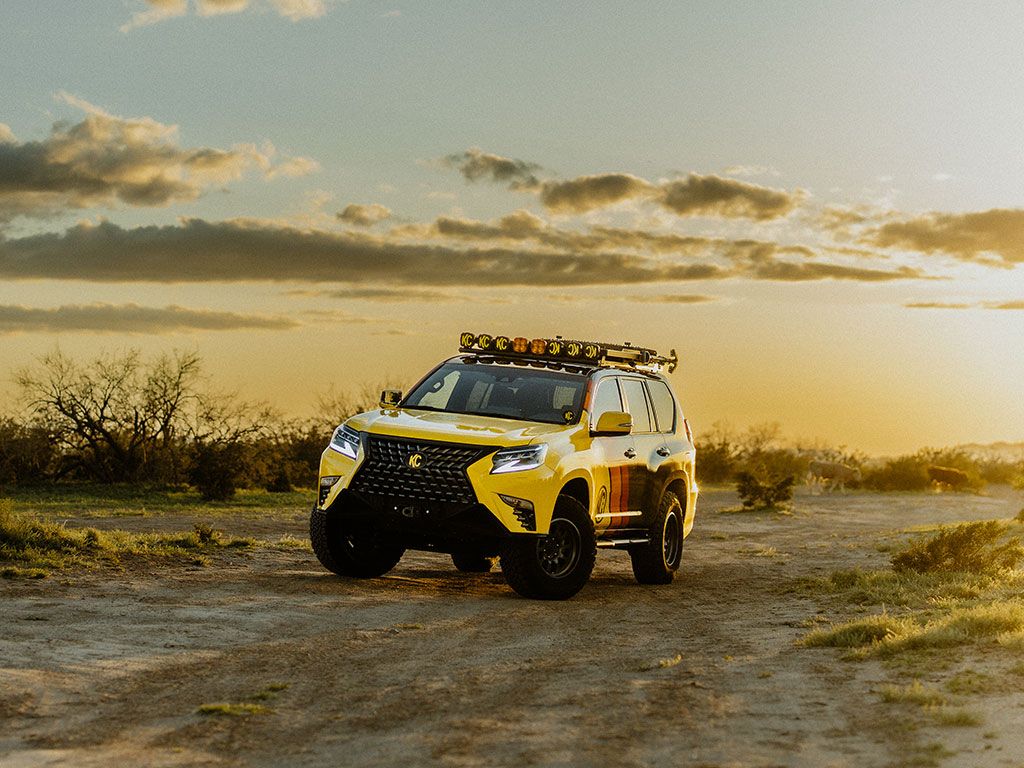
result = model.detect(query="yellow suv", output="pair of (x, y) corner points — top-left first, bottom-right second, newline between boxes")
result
(310, 333), (698, 600)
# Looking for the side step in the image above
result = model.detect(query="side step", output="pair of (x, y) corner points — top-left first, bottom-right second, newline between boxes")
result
(596, 528), (651, 549)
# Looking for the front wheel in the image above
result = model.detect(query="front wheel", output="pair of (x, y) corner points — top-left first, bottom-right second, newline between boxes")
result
(309, 506), (405, 578)
(499, 495), (596, 600)
(629, 490), (684, 585)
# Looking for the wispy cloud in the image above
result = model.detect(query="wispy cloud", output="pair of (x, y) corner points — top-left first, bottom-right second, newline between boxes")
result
(0, 94), (315, 221)
(0, 217), (925, 286)
(439, 147), (542, 190)
(863, 209), (1024, 266)
(121, 0), (328, 31)
(0, 303), (299, 335)
(337, 203), (392, 227)
(437, 149), (803, 219)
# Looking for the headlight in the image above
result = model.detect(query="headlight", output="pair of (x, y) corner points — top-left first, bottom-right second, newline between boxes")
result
(491, 444), (548, 474)
(329, 424), (361, 459)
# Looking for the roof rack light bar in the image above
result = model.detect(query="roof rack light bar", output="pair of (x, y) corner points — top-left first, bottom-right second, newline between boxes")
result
(458, 332), (678, 373)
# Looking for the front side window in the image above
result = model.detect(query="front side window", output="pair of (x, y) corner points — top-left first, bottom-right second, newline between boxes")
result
(589, 378), (623, 426)
(403, 362), (587, 425)
(618, 378), (653, 433)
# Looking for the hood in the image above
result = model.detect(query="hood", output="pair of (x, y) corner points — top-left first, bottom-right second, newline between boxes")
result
(345, 408), (573, 446)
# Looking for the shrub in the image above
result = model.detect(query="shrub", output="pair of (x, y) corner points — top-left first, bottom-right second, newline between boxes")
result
(189, 443), (245, 501)
(862, 454), (931, 491)
(891, 521), (1024, 575)
(735, 471), (795, 509)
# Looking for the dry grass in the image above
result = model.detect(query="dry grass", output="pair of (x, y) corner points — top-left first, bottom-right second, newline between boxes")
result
(196, 703), (269, 717)
(880, 680), (947, 707)
(0, 499), (255, 575)
(805, 602), (1024, 658)
(891, 521), (1024, 575)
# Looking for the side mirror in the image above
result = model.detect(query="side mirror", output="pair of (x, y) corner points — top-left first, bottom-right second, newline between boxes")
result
(591, 410), (632, 436)
(380, 389), (403, 408)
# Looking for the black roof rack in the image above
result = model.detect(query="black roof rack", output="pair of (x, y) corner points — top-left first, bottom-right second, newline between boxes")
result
(457, 332), (678, 374)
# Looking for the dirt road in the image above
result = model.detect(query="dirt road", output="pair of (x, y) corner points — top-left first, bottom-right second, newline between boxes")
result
(2, 488), (1022, 767)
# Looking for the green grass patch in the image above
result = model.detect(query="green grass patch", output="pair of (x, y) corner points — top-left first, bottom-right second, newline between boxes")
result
(0, 500), (256, 571)
(3, 483), (311, 520)
(805, 601), (1024, 658)
(931, 707), (982, 727)
(880, 680), (947, 707)
(196, 703), (269, 717)
(944, 669), (997, 695)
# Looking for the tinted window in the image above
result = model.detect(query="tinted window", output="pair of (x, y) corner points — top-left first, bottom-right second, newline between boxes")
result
(619, 378), (653, 433)
(646, 380), (677, 433)
(589, 379), (622, 425)
(403, 362), (587, 424)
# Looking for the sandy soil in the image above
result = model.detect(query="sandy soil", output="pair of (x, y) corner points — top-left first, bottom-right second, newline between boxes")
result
(2, 488), (1023, 768)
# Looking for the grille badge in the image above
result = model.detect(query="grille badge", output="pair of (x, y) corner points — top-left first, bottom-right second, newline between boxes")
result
(408, 452), (424, 468)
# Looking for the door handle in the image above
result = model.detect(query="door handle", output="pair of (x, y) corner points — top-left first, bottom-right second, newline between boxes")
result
(624, 448), (637, 459)
(656, 447), (671, 457)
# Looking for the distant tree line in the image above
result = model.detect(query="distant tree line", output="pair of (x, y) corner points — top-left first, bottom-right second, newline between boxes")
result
(696, 421), (1022, 492)
(0, 350), (387, 500)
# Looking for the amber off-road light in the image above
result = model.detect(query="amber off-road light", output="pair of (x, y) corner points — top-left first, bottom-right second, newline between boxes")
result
(530, 338), (547, 355)
(512, 337), (529, 353)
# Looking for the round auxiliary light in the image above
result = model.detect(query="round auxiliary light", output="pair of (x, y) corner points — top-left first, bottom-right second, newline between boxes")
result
(583, 343), (600, 360)
(530, 338), (547, 355)
(565, 341), (583, 357)
(547, 339), (563, 356)
(512, 336), (529, 353)
(459, 331), (477, 348)
(477, 333), (494, 350)
(494, 336), (511, 352)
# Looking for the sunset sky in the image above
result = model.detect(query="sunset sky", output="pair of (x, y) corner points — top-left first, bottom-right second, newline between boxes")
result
(1, 1), (1022, 454)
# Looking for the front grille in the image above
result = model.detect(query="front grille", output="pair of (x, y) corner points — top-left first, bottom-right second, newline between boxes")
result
(349, 435), (492, 504)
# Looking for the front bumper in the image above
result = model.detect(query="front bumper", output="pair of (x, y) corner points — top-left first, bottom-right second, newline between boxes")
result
(318, 435), (564, 536)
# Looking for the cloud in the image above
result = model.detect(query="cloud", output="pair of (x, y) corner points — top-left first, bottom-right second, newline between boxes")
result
(722, 164), (779, 177)
(546, 293), (717, 304)
(539, 174), (656, 214)
(904, 301), (974, 310)
(441, 147), (541, 189)
(286, 286), (456, 302)
(0, 95), (315, 220)
(642, 293), (717, 304)
(122, 0), (327, 30)
(863, 209), (1024, 265)
(0, 303), (299, 335)
(337, 203), (392, 227)
(658, 174), (801, 220)
(904, 300), (1024, 310)
(0, 217), (925, 287)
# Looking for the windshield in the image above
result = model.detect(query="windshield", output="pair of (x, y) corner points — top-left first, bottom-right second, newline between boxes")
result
(402, 361), (587, 425)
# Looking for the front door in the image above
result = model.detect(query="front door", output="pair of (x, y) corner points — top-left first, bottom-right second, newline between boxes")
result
(589, 377), (643, 530)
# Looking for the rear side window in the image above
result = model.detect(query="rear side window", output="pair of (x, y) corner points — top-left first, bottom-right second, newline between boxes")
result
(646, 380), (677, 433)
(618, 378), (653, 433)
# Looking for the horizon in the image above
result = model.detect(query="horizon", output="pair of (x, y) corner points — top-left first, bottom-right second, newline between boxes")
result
(2, 2), (1022, 455)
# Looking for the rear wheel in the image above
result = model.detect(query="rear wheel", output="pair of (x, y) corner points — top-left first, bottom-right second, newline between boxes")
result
(451, 551), (494, 573)
(629, 490), (684, 585)
(309, 506), (405, 578)
(499, 495), (596, 600)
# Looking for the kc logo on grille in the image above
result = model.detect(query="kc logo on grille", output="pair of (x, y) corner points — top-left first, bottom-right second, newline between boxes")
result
(407, 453), (424, 469)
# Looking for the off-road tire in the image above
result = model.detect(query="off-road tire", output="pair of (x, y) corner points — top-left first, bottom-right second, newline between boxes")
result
(309, 506), (405, 578)
(451, 551), (494, 573)
(629, 490), (684, 585)
(499, 495), (596, 600)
